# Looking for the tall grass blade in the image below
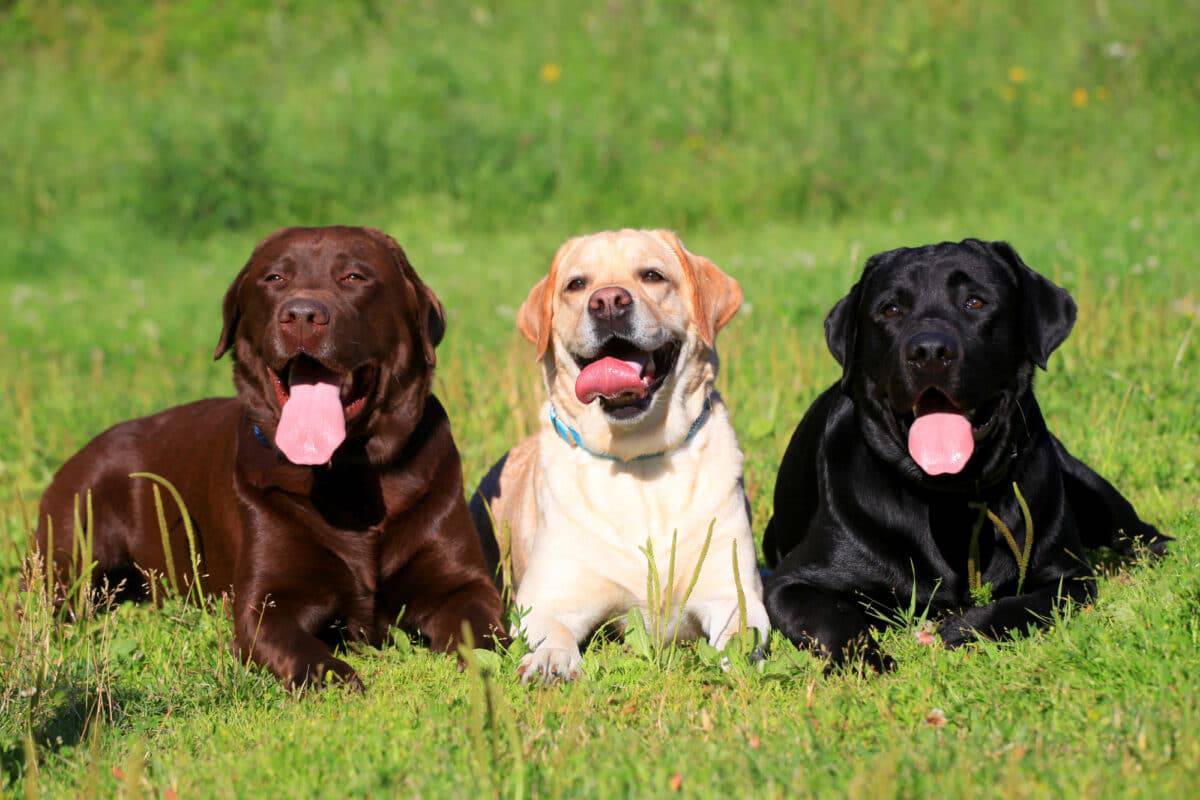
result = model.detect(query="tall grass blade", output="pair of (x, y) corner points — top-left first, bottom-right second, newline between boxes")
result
(129, 472), (204, 605)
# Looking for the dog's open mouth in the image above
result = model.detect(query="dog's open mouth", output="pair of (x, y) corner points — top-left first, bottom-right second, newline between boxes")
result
(572, 338), (680, 419)
(267, 355), (377, 465)
(895, 388), (1004, 476)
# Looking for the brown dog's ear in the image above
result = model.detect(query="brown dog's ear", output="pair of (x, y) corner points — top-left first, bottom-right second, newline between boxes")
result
(214, 266), (248, 360)
(651, 230), (742, 348)
(416, 281), (446, 367)
(364, 228), (447, 368)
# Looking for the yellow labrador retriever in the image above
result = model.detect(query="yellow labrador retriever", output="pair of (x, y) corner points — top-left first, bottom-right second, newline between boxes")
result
(471, 229), (769, 683)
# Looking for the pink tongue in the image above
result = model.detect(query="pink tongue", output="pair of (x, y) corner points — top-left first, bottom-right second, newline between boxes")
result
(908, 413), (974, 476)
(275, 362), (346, 465)
(575, 356), (647, 404)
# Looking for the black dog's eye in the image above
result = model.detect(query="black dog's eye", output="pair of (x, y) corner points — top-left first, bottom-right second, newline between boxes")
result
(639, 268), (666, 284)
(880, 302), (903, 319)
(340, 272), (368, 283)
(565, 277), (588, 292)
(965, 296), (987, 311)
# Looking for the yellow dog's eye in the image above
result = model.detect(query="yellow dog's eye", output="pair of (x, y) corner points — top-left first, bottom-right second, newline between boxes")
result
(639, 269), (666, 283)
(565, 277), (588, 292)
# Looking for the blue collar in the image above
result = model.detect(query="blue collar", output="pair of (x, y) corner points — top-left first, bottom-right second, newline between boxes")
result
(548, 395), (713, 462)
(251, 423), (273, 449)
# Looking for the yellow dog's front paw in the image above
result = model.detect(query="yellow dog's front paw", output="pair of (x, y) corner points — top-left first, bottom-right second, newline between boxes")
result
(517, 646), (582, 685)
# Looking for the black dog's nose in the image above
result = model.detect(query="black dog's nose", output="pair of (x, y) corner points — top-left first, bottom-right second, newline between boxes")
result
(588, 286), (633, 321)
(278, 297), (331, 327)
(905, 330), (959, 369)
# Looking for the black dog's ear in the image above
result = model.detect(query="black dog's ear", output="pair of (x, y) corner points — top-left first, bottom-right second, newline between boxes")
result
(825, 251), (891, 388)
(825, 279), (865, 390)
(213, 266), (248, 360)
(985, 241), (1077, 369)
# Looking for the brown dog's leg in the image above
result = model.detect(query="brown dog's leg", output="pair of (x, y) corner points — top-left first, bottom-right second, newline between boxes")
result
(412, 579), (509, 653)
(234, 592), (363, 692)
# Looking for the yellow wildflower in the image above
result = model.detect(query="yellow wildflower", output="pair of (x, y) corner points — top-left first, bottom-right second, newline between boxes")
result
(1008, 66), (1027, 84)
(1072, 87), (1089, 107)
(539, 62), (562, 85)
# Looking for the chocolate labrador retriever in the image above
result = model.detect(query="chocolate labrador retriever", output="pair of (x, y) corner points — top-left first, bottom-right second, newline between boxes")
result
(35, 226), (504, 689)
(763, 239), (1167, 663)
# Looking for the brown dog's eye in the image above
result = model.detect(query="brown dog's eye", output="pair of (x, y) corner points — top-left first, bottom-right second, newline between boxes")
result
(880, 303), (903, 319)
(565, 277), (588, 292)
(965, 296), (987, 311)
(341, 272), (368, 283)
(263, 273), (286, 284)
(640, 269), (666, 284)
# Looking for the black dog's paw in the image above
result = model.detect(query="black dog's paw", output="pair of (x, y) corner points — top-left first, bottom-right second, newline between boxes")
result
(937, 615), (981, 649)
(1110, 522), (1171, 558)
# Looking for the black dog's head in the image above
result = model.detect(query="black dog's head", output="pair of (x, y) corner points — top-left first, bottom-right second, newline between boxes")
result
(826, 239), (1076, 487)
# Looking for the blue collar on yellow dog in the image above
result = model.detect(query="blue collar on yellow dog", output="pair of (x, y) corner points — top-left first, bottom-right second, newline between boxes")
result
(548, 394), (713, 462)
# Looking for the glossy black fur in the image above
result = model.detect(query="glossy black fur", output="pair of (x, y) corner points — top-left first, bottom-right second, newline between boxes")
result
(762, 239), (1168, 663)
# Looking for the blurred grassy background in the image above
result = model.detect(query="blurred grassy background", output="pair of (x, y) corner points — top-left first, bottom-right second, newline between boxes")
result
(2, 2), (1199, 796)
(2, 1), (1197, 239)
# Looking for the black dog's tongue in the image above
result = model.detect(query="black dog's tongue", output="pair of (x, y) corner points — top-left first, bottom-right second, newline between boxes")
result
(908, 413), (974, 475)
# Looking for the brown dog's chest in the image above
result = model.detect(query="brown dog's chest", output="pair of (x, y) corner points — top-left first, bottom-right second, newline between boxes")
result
(235, 421), (432, 639)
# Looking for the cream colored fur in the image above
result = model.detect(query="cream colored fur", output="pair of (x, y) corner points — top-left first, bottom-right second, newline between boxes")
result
(488, 229), (769, 683)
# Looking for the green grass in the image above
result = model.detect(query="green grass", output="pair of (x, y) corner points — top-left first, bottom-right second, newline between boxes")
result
(2, 1), (1199, 797)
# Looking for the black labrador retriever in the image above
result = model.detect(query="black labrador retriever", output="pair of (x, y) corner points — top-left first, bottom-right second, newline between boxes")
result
(762, 239), (1167, 663)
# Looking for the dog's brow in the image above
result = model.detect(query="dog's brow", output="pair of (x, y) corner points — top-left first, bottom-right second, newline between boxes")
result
(947, 269), (975, 288)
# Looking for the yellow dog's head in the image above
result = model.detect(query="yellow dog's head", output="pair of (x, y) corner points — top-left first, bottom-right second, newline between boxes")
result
(517, 229), (741, 458)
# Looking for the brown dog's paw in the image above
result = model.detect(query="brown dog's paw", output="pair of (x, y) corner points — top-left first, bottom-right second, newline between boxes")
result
(287, 658), (364, 693)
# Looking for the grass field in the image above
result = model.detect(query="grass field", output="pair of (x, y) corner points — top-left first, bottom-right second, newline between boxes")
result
(2, 1), (1199, 797)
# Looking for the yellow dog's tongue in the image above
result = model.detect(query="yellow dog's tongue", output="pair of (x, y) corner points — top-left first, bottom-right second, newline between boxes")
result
(275, 361), (346, 465)
(908, 413), (974, 476)
(574, 355), (648, 404)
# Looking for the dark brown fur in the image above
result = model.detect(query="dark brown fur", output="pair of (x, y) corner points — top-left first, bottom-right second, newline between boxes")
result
(35, 226), (504, 690)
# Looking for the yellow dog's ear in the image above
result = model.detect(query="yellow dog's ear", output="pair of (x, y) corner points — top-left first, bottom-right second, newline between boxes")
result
(517, 275), (550, 359)
(517, 238), (578, 360)
(650, 229), (742, 348)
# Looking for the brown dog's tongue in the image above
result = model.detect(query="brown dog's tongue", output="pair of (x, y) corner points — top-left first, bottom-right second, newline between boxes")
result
(275, 361), (346, 465)
(575, 356), (648, 404)
(908, 413), (974, 476)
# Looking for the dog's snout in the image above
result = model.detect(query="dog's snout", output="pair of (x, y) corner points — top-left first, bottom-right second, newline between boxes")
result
(587, 286), (633, 321)
(904, 330), (959, 370)
(278, 297), (331, 327)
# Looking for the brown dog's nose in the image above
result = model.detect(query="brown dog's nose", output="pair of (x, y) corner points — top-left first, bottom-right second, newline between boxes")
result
(588, 286), (633, 321)
(904, 330), (959, 370)
(278, 297), (331, 328)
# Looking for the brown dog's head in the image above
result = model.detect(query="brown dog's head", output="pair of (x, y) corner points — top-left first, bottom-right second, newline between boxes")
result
(215, 226), (445, 466)
(517, 229), (741, 459)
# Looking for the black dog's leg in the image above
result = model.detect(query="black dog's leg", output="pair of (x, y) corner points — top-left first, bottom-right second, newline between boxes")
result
(938, 575), (1095, 647)
(1051, 436), (1169, 555)
(765, 580), (881, 666)
(468, 452), (509, 584)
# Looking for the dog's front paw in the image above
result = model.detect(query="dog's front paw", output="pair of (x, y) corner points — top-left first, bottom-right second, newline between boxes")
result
(517, 646), (582, 685)
(937, 615), (979, 649)
(286, 657), (364, 693)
